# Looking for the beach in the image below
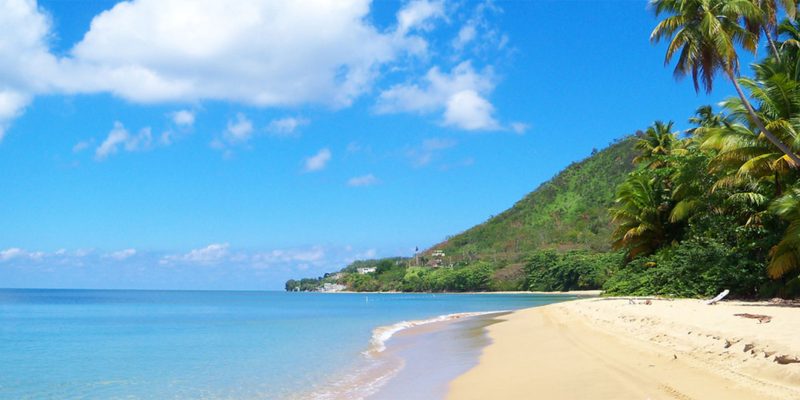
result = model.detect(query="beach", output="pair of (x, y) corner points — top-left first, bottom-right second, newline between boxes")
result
(448, 298), (800, 400)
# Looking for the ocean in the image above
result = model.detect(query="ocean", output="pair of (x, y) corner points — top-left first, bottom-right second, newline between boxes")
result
(0, 289), (575, 399)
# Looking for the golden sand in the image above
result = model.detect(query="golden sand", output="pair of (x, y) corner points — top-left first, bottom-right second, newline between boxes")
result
(448, 298), (800, 400)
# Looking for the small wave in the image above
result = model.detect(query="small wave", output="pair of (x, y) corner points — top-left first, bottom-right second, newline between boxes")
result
(367, 310), (507, 354)
(303, 358), (404, 400)
(296, 310), (507, 400)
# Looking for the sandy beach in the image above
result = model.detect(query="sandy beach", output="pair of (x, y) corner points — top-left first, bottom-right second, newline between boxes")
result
(448, 298), (800, 400)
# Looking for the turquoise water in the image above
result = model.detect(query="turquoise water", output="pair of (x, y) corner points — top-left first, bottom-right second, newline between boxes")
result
(0, 289), (574, 399)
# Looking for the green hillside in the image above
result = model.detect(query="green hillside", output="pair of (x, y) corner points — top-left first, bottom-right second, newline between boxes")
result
(427, 137), (637, 264)
(286, 137), (638, 293)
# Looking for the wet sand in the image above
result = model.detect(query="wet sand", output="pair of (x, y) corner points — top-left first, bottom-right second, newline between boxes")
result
(368, 312), (508, 400)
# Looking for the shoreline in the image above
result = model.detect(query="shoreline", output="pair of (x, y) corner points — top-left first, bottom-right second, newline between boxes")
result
(301, 293), (578, 399)
(447, 298), (800, 399)
(312, 290), (602, 296)
(296, 310), (513, 400)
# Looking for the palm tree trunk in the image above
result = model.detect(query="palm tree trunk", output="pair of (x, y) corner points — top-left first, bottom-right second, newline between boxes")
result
(725, 67), (800, 166)
(764, 27), (782, 63)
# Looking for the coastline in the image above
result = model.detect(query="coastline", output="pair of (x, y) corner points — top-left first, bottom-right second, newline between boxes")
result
(313, 290), (602, 296)
(297, 311), (512, 400)
(299, 293), (580, 399)
(447, 298), (800, 399)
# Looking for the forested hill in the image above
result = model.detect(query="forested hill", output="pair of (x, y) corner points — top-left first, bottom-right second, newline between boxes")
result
(286, 136), (640, 293)
(426, 137), (637, 264)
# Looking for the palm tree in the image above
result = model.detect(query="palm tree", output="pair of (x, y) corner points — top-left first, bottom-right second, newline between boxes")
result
(651, 0), (800, 165)
(688, 105), (730, 131)
(610, 173), (671, 259)
(768, 187), (800, 278)
(778, 19), (800, 80)
(699, 60), (800, 197)
(748, 0), (796, 62)
(633, 120), (680, 168)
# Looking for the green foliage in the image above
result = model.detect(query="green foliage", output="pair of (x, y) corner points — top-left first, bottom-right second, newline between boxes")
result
(416, 262), (495, 292)
(431, 138), (638, 263)
(525, 250), (623, 292)
(603, 237), (769, 298)
(284, 278), (327, 292)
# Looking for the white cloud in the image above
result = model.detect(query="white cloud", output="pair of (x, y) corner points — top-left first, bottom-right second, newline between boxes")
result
(223, 113), (254, 143)
(443, 89), (499, 130)
(347, 173), (379, 187)
(396, 0), (445, 35)
(0, 0), (55, 141)
(266, 117), (308, 137)
(107, 248), (137, 260)
(95, 121), (153, 160)
(303, 148), (332, 172)
(0, 247), (49, 262)
(376, 61), (500, 130)
(0, 91), (31, 141)
(0, 0), (445, 130)
(0, 247), (24, 261)
(171, 109), (195, 127)
(162, 243), (230, 265)
(0, 0), (515, 138)
(159, 243), (331, 269)
(453, 24), (477, 49)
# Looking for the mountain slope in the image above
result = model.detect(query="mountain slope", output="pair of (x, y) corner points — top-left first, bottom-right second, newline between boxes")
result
(427, 137), (637, 264)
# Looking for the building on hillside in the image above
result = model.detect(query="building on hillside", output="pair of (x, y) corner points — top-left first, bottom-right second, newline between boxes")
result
(357, 267), (376, 274)
(429, 250), (446, 267)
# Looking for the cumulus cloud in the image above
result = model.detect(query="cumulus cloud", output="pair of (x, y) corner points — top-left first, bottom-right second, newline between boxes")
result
(170, 110), (195, 127)
(0, 0), (449, 136)
(95, 121), (153, 160)
(0, 0), (514, 139)
(443, 89), (499, 130)
(376, 61), (500, 130)
(347, 173), (379, 187)
(303, 148), (332, 172)
(266, 117), (308, 137)
(0, 0), (55, 141)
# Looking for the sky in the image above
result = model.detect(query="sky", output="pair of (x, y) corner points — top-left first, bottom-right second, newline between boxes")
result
(0, 0), (738, 290)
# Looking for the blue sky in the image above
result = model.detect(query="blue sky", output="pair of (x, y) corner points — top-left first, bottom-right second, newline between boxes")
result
(0, 0), (736, 289)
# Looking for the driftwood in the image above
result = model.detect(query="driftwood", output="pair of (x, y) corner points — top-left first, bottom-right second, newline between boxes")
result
(705, 289), (730, 305)
(734, 313), (772, 324)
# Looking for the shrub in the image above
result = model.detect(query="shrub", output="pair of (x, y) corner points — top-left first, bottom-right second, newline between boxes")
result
(525, 250), (622, 291)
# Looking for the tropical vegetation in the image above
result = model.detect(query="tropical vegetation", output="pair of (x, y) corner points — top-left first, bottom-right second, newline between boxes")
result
(287, 0), (800, 298)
